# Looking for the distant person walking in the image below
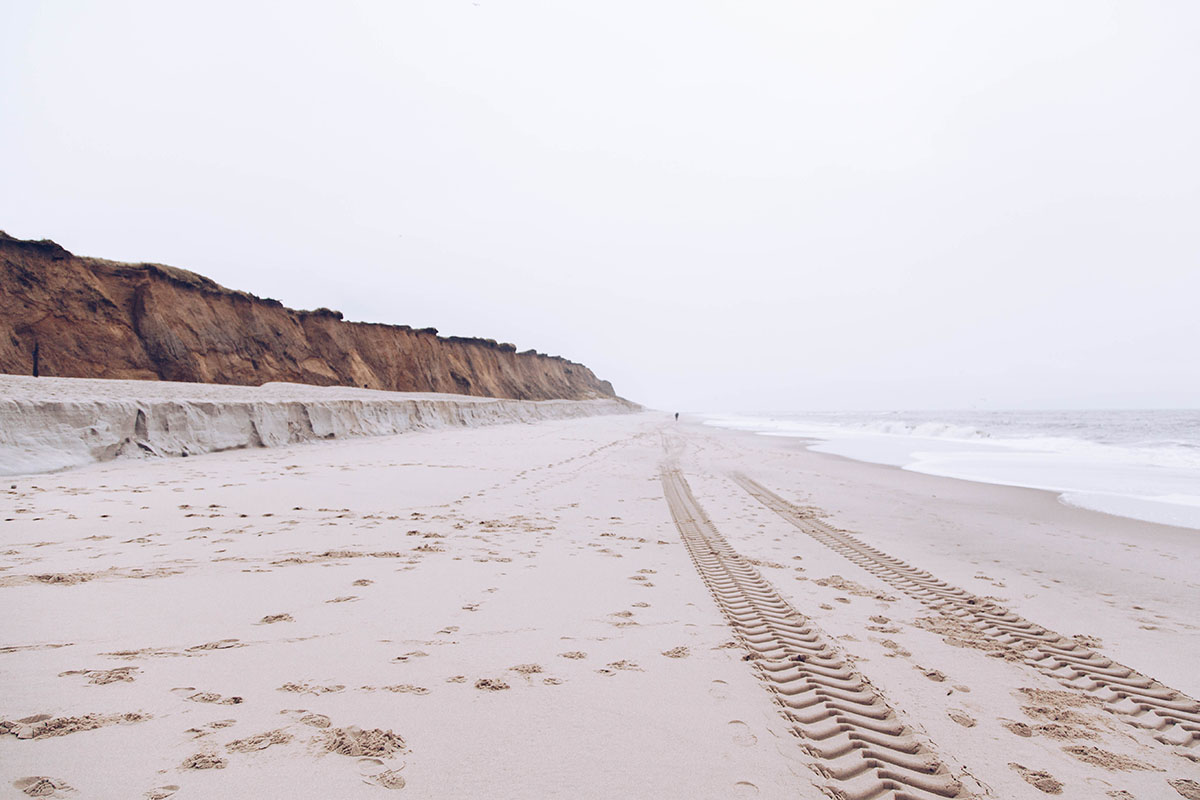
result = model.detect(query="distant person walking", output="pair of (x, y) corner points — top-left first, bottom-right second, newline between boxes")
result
(674, 412), (679, 421)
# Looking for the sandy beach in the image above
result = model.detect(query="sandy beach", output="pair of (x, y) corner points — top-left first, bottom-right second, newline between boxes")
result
(6, 2), (1198, 797)
(3, 411), (1199, 799)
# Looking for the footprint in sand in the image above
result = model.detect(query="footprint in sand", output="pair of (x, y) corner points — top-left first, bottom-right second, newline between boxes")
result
(144, 786), (179, 800)
(732, 781), (759, 796)
(510, 664), (543, 677)
(916, 666), (947, 682)
(361, 764), (406, 790)
(278, 682), (345, 695)
(322, 727), (407, 758)
(728, 720), (757, 747)
(947, 710), (976, 728)
(357, 757), (387, 776)
(186, 639), (243, 652)
(299, 713), (331, 728)
(59, 666), (139, 685)
(184, 719), (236, 738)
(172, 687), (244, 705)
(1171, 779), (1200, 799)
(13, 776), (74, 797)
(226, 730), (292, 753)
(180, 753), (227, 770)
(709, 680), (730, 700)
(1003, 721), (1034, 737)
(1008, 763), (1063, 794)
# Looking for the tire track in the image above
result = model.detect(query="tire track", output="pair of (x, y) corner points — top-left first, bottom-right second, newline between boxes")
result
(732, 473), (1200, 751)
(661, 466), (971, 800)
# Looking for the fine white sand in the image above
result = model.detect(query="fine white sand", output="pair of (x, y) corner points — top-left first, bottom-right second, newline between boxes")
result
(2, 409), (1199, 799)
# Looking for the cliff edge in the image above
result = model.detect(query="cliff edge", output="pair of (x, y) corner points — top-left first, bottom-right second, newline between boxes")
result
(0, 375), (637, 475)
(0, 232), (619, 401)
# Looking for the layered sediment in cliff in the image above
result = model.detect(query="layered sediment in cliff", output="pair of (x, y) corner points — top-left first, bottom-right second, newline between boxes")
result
(0, 375), (636, 475)
(0, 233), (618, 401)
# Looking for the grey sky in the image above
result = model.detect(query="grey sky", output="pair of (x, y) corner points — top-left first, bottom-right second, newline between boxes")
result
(3, 1), (1197, 410)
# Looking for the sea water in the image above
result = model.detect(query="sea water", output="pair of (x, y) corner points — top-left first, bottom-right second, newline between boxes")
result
(701, 410), (1200, 530)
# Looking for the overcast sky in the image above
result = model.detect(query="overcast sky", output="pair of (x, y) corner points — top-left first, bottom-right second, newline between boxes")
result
(3, 1), (1197, 410)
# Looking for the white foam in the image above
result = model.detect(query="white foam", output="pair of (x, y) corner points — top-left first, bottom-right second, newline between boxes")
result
(703, 412), (1200, 530)
(1058, 492), (1200, 530)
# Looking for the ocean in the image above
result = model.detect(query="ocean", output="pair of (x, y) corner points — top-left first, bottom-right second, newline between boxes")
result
(701, 410), (1200, 530)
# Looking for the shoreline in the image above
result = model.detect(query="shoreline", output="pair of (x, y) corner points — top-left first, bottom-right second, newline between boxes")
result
(699, 415), (1200, 531)
(2, 412), (1197, 798)
(709, 424), (1200, 695)
(739, 425), (1200, 534)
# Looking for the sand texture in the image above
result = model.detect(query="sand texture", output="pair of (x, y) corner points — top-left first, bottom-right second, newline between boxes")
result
(2, 411), (1199, 798)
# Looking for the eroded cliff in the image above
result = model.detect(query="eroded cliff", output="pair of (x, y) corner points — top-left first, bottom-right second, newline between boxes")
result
(0, 233), (619, 401)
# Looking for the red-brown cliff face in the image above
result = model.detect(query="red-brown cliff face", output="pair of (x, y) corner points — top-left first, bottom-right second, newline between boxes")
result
(0, 233), (620, 401)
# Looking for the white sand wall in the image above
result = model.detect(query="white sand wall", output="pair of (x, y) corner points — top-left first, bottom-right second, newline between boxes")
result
(0, 375), (637, 475)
